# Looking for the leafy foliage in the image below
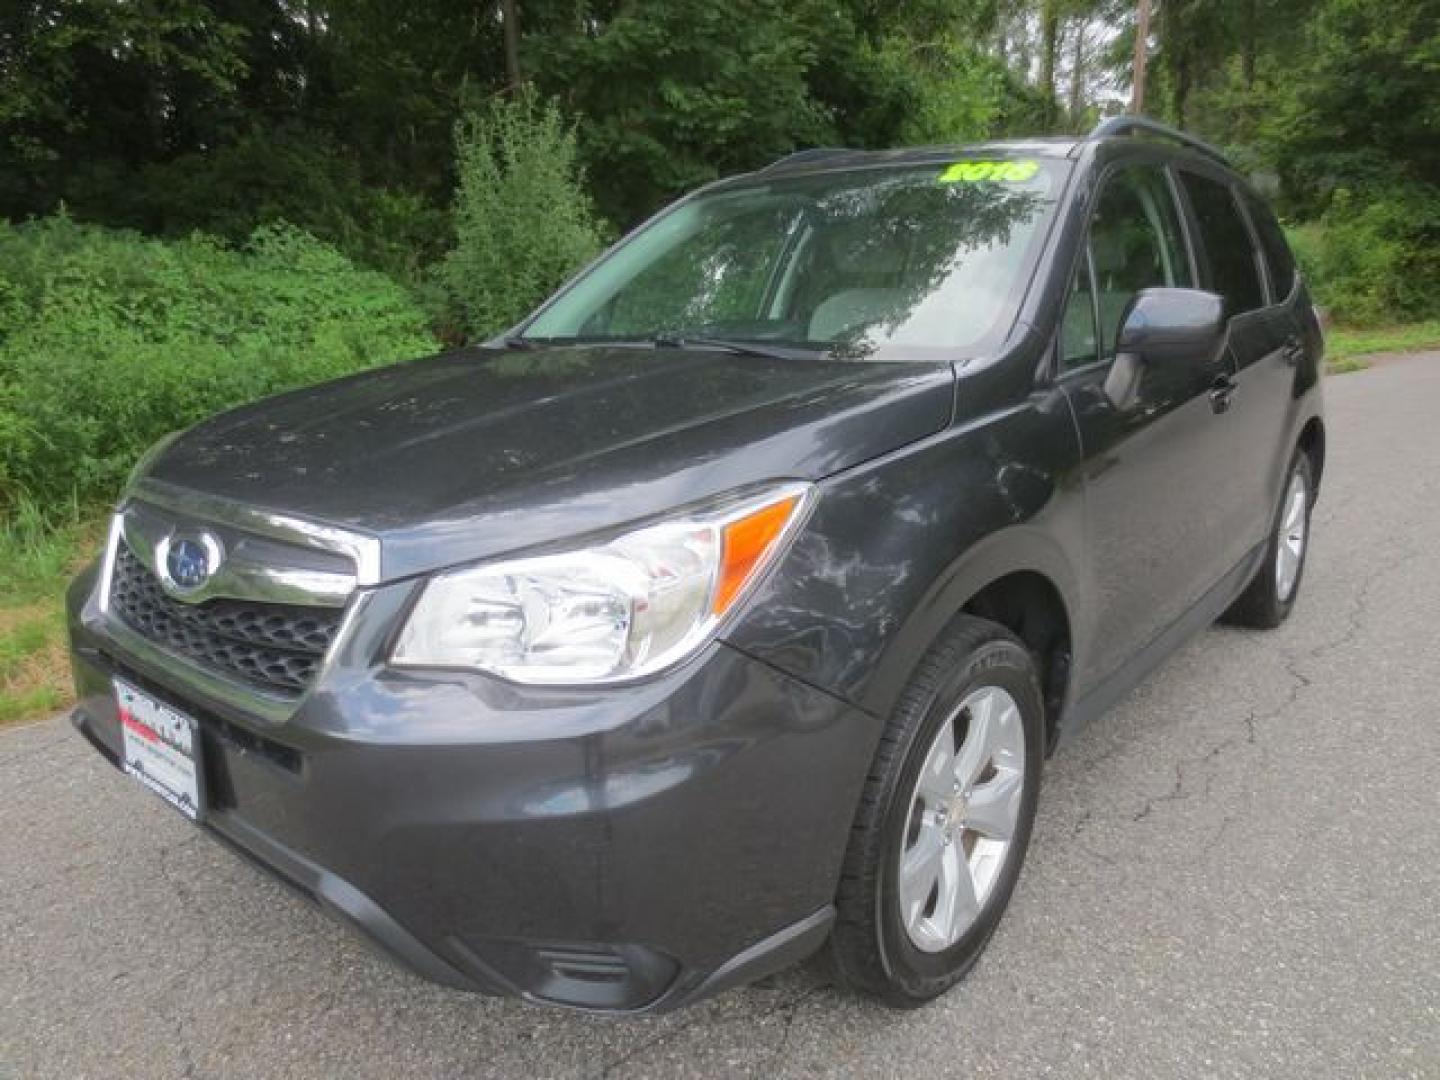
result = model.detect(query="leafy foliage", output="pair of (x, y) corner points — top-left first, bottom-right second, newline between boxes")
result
(3, 0), (1439, 365)
(126, 131), (451, 285)
(0, 0), (1078, 245)
(1260, 0), (1440, 207)
(881, 39), (1051, 146)
(1288, 184), (1440, 325)
(1155, 0), (1440, 327)
(437, 92), (609, 341)
(0, 217), (436, 511)
(530, 0), (834, 226)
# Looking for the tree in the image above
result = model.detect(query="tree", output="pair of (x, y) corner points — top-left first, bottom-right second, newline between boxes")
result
(1132, 0), (1151, 112)
(438, 90), (608, 339)
(1040, 0), (1062, 128)
(528, 0), (838, 225)
(0, 0), (250, 218)
(500, 0), (522, 87)
(1265, 0), (1439, 198)
(6, 0), (1436, 332)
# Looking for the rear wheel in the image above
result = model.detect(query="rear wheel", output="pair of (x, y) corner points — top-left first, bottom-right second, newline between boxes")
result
(827, 616), (1043, 1006)
(1224, 450), (1314, 628)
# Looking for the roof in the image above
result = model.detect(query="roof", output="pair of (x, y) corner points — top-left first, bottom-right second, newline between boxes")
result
(760, 139), (1079, 177)
(761, 118), (1228, 178)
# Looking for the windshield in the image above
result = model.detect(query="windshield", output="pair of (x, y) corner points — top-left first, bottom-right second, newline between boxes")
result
(522, 158), (1066, 359)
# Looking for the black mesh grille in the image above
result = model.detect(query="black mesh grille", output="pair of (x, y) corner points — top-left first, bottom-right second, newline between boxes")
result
(110, 542), (344, 696)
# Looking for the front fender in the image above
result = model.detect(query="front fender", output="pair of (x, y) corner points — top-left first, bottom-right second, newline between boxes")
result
(859, 523), (1082, 719)
(724, 386), (1087, 726)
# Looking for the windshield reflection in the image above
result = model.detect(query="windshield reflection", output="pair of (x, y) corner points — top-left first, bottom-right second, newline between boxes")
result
(523, 160), (1062, 360)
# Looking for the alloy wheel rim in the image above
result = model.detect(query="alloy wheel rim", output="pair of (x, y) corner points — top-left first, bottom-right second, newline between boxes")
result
(898, 685), (1026, 953)
(1274, 471), (1308, 602)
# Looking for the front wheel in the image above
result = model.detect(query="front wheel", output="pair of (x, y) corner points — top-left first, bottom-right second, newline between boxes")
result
(1224, 450), (1314, 629)
(827, 616), (1044, 1007)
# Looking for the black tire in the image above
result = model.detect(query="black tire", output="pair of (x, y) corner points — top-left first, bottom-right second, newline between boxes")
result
(1223, 450), (1314, 629)
(826, 615), (1044, 1007)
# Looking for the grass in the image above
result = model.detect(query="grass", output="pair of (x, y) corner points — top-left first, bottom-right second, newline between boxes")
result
(1326, 320), (1440, 373)
(0, 498), (105, 728)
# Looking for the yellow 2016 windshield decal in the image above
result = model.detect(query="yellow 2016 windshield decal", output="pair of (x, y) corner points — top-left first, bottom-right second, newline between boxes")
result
(938, 160), (1040, 183)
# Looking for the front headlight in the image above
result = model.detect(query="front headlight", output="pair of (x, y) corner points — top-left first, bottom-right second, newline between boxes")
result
(391, 483), (812, 684)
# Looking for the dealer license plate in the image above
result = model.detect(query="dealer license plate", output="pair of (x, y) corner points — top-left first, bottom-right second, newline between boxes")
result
(115, 678), (204, 821)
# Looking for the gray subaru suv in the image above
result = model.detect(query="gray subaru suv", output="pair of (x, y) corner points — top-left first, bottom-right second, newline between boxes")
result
(67, 118), (1324, 1013)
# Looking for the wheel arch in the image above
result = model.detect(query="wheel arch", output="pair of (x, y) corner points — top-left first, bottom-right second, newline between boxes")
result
(1297, 416), (1326, 495)
(862, 527), (1080, 755)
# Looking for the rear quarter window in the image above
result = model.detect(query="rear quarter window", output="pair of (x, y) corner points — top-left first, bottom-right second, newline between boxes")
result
(1180, 172), (1266, 315)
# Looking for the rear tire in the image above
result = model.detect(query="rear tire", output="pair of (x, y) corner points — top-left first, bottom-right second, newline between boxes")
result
(1224, 450), (1314, 629)
(827, 615), (1044, 1007)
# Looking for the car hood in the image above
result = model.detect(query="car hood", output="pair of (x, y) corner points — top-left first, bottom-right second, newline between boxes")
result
(142, 344), (954, 580)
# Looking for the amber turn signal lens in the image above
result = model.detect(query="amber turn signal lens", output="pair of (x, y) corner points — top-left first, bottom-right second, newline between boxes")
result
(712, 495), (800, 615)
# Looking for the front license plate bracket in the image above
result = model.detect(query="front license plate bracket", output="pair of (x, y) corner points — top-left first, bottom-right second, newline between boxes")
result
(115, 678), (206, 822)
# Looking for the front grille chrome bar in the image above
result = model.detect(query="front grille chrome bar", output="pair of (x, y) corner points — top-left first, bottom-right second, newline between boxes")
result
(119, 500), (356, 608)
(126, 477), (382, 587)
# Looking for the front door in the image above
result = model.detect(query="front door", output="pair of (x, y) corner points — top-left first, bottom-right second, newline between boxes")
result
(1057, 162), (1239, 688)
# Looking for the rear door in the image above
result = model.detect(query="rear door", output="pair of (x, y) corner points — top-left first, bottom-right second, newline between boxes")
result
(1242, 187), (1319, 481)
(1057, 162), (1240, 687)
(1176, 171), (1296, 561)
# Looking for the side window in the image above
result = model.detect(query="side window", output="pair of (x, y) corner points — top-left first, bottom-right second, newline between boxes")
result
(1242, 192), (1297, 301)
(1088, 166), (1192, 360)
(1059, 249), (1099, 369)
(1181, 172), (1266, 315)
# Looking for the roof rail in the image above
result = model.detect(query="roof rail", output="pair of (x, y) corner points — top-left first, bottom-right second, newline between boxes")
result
(763, 147), (856, 172)
(1086, 115), (1228, 164)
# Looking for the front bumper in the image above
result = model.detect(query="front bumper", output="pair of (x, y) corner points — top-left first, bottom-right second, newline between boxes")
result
(66, 563), (876, 1013)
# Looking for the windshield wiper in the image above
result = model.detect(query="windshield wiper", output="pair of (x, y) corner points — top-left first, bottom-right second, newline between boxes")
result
(651, 335), (800, 361)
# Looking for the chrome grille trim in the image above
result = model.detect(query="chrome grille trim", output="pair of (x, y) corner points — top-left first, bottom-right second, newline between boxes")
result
(119, 500), (355, 608)
(126, 477), (382, 586)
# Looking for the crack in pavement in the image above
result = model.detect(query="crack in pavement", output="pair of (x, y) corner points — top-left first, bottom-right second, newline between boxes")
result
(758, 983), (831, 1077)
(592, 979), (832, 1079)
(1130, 761), (1186, 822)
(1077, 510), (1428, 838)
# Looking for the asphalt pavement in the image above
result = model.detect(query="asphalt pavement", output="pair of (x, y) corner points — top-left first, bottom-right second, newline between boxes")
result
(3, 352), (1438, 1079)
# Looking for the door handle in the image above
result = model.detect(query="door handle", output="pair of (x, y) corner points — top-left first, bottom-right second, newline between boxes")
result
(1209, 373), (1236, 414)
(1282, 336), (1305, 366)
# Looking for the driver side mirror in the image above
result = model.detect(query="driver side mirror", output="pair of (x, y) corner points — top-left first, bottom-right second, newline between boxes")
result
(1104, 288), (1225, 410)
(1117, 287), (1225, 364)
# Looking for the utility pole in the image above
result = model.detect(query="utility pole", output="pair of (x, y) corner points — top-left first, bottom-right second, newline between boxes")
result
(1131, 0), (1151, 114)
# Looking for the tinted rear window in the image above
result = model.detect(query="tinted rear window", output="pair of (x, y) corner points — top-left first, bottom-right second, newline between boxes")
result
(1242, 192), (1297, 300)
(1181, 172), (1266, 315)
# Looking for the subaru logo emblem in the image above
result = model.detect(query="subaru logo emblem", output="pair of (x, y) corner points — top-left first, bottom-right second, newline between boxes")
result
(157, 532), (223, 597)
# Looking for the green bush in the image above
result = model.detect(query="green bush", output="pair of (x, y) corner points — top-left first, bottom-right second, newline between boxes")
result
(1288, 183), (1440, 326)
(437, 91), (609, 342)
(125, 130), (451, 285)
(0, 216), (437, 514)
